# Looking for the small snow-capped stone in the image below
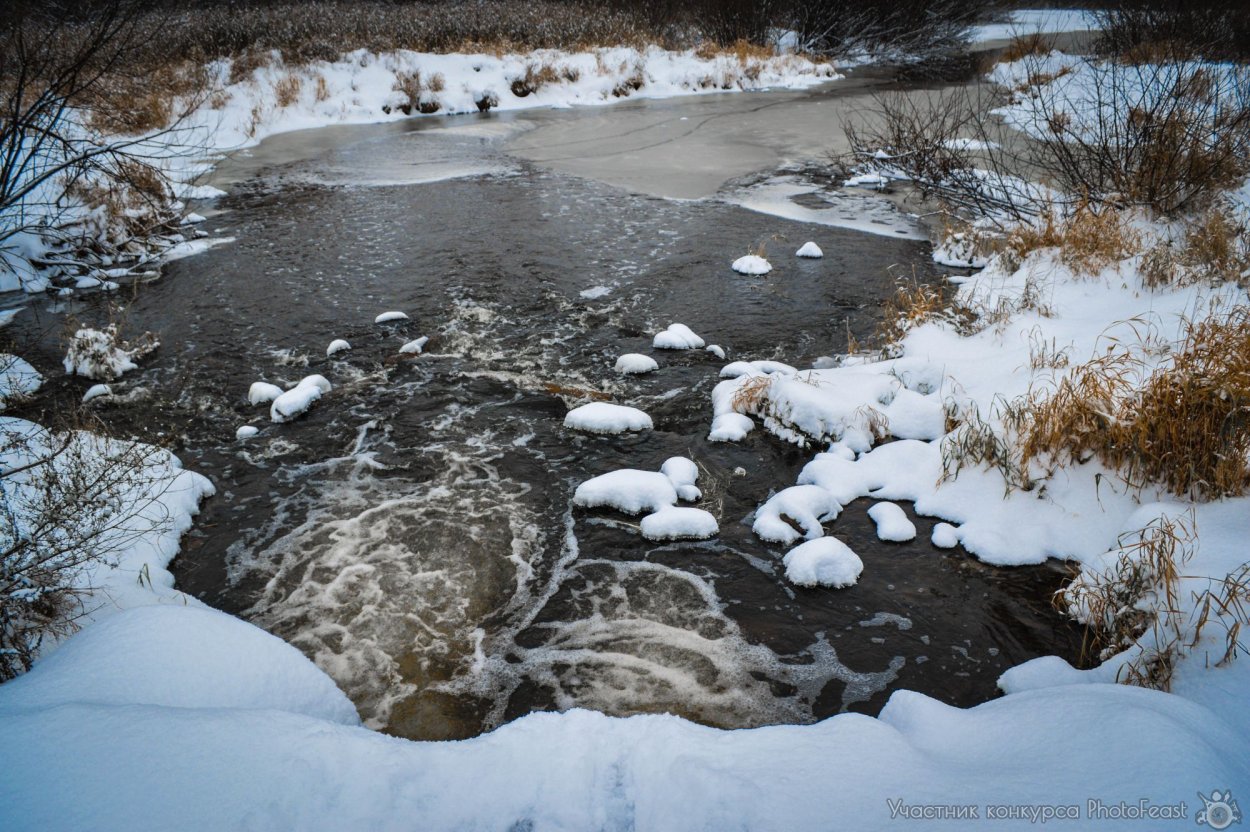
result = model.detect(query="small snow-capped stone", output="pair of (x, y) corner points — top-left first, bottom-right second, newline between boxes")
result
(867, 502), (917, 542)
(236, 425), (260, 440)
(270, 375), (332, 423)
(374, 311), (409, 324)
(640, 506), (719, 541)
(564, 402), (653, 434)
(796, 241), (823, 258)
(753, 485), (840, 545)
(326, 339), (351, 357)
(615, 354), (658, 374)
(661, 456), (701, 501)
(706, 344), (726, 360)
(653, 324), (705, 350)
(399, 337), (429, 355)
(931, 522), (960, 549)
(732, 254), (772, 275)
(574, 469), (678, 515)
(82, 383), (112, 403)
(784, 537), (863, 588)
(248, 382), (284, 405)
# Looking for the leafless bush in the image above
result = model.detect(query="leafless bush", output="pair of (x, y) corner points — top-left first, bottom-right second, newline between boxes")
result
(787, 0), (987, 60)
(1097, 0), (1250, 63)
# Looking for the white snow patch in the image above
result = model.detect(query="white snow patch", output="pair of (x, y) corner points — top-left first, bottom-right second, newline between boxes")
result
(270, 375), (332, 423)
(931, 522), (960, 549)
(563, 402), (653, 435)
(867, 502), (917, 542)
(0, 355), (42, 409)
(82, 384), (113, 404)
(399, 337), (429, 355)
(796, 241), (824, 258)
(783, 537), (864, 588)
(573, 469), (678, 515)
(753, 485), (840, 545)
(236, 425), (260, 440)
(374, 311), (409, 324)
(705, 344), (725, 360)
(652, 323), (705, 350)
(248, 382), (283, 405)
(640, 506), (719, 541)
(661, 456), (702, 502)
(614, 353), (658, 375)
(731, 254), (772, 275)
(326, 339), (351, 357)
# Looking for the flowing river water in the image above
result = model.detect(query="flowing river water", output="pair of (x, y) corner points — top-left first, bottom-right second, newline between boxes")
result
(6, 62), (1087, 740)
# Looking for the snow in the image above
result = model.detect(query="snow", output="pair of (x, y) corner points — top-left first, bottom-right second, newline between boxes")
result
(0, 354), (42, 409)
(326, 339), (351, 356)
(573, 469), (678, 515)
(970, 9), (1101, 44)
(783, 537), (864, 588)
(660, 456), (702, 502)
(614, 353), (658, 374)
(705, 344), (725, 360)
(399, 336), (429, 355)
(62, 326), (155, 381)
(270, 374), (332, 423)
(640, 506), (719, 541)
(236, 425), (260, 440)
(374, 311), (409, 324)
(248, 381), (284, 405)
(796, 241), (823, 258)
(720, 359), (796, 379)
(753, 485), (840, 545)
(731, 254), (772, 275)
(563, 402), (653, 434)
(652, 323), (705, 350)
(931, 522), (960, 549)
(82, 383), (113, 403)
(867, 502), (917, 542)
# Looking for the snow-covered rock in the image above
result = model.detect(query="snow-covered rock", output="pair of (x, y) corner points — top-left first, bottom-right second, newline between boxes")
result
(564, 402), (653, 434)
(796, 241), (823, 258)
(326, 339), (351, 357)
(783, 537), (864, 588)
(374, 311), (409, 324)
(248, 382), (283, 405)
(753, 485), (840, 545)
(640, 506), (719, 541)
(573, 470), (678, 515)
(236, 425), (260, 440)
(399, 337), (429, 355)
(614, 354), (658, 374)
(867, 502), (917, 542)
(931, 522), (960, 549)
(0, 354), (42, 409)
(732, 254), (772, 275)
(652, 323), (705, 350)
(270, 375), (332, 423)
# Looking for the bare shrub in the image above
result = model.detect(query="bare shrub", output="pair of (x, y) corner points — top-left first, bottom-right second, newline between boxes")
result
(1141, 203), (1250, 288)
(274, 72), (302, 108)
(1097, 1), (1250, 63)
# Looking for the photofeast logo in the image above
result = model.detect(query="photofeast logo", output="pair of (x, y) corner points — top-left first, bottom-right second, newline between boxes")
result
(1196, 790), (1242, 830)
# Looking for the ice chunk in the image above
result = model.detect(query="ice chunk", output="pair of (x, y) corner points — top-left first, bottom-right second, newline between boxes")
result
(374, 311), (409, 324)
(270, 375), (332, 423)
(796, 241), (824, 258)
(640, 506), (719, 541)
(867, 502), (917, 542)
(784, 537), (863, 588)
(661, 456), (701, 501)
(753, 485), (840, 544)
(399, 337), (429, 355)
(653, 324), (705, 350)
(82, 384), (112, 403)
(931, 522), (960, 549)
(573, 469), (678, 515)
(326, 339), (351, 357)
(564, 402), (653, 434)
(248, 382), (283, 405)
(236, 425), (259, 440)
(615, 353), (658, 374)
(732, 254), (772, 275)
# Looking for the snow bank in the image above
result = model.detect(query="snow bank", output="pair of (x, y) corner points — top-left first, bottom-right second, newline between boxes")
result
(0, 354), (42, 409)
(652, 323), (705, 350)
(573, 469), (678, 515)
(640, 506), (719, 541)
(563, 402), (653, 434)
(783, 537), (864, 588)
(867, 502), (917, 542)
(731, 254), (772, 275)
(270, 374), (332, 423)
(795, 241), (823, 258)
(614, 353), (658, 374)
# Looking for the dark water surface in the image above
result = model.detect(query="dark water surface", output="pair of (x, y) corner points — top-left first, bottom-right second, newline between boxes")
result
(6, 81), (1086, 740)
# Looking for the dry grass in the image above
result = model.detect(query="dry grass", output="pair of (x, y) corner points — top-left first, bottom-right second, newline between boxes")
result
(1000, 32), (1052, 63)
(730, 375), (774, 414)
(274, 73), (302, 108)
(1005, 205), (1141, 275)
(876, 279), (948, 348)
(1142, 204), (1250, 288)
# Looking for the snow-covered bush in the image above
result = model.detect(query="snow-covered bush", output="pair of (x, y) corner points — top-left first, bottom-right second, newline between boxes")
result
(63, 324), (159, 382)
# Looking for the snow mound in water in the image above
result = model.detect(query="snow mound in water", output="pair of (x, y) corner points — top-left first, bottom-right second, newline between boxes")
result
(867, 502), (917, 542)
(652, 323), (705, 350)
(248, 382), (283, 405)
(399, 336), (428, 355)
(641, 506), (719, 541)
(796, 241), (823, 258)
(326, 339), (351, 357)
(574, 469), (677, 515)
(753, 485), (840, 544)
(709, 412), (754, 442)
(270, 375), (332, 423)
(564, 402), (653, 434)
(614, 353), (658, 374)
(931, 522), (961, 549)
(374, 311), (409, 324)
(784, 537), (863, 588)
(719, 360), (796, 379)
(0, 606), (358, 724)
(236, 425), (259, 440)
(706, 344), (725, 360)
(0, 354), (42, 409)
(732, 254), (772, 275)
(661, 456), (702, 501)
